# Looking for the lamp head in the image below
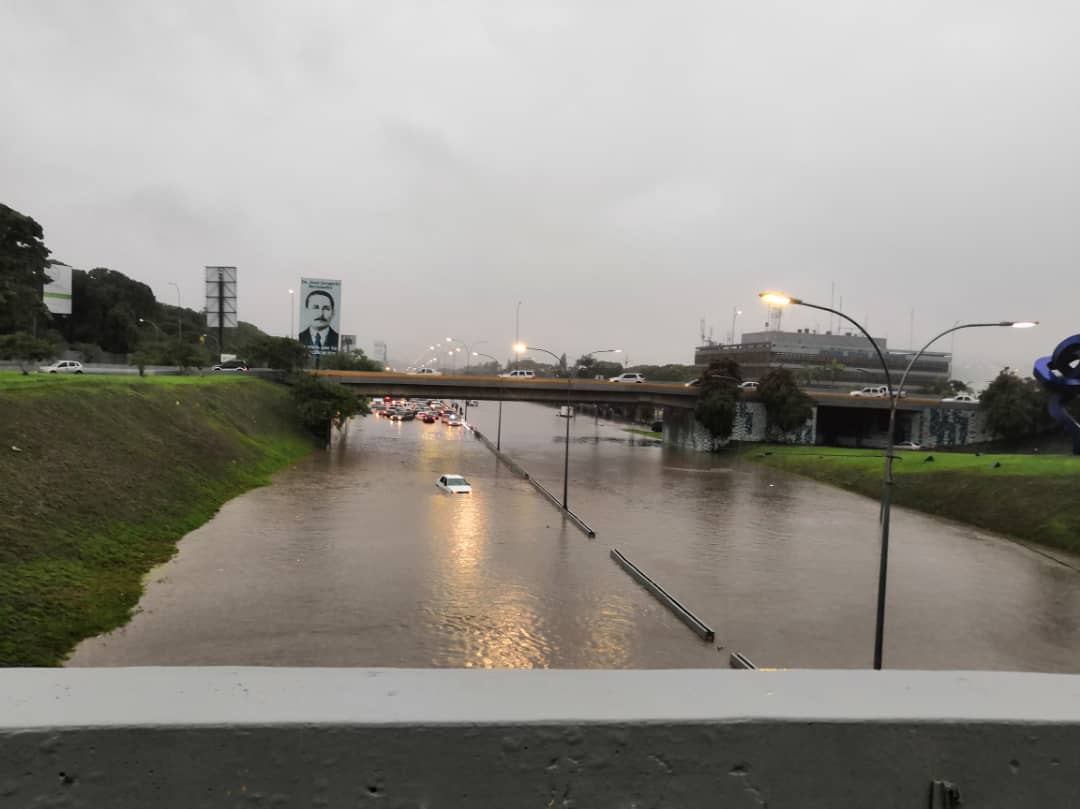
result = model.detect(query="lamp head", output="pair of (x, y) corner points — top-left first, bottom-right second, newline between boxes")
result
(759, 291), (798, 307)
(513, 342), (527, 354)
(1010, 321), (1038, 329)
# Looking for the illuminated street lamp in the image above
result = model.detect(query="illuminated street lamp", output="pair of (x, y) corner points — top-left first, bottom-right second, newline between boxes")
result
(514, 342), (575, 510)
(759, 290), (1037, 670)
(138, 317), (162, 336)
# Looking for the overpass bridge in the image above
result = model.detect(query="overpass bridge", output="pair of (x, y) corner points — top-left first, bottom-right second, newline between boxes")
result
(315, 371), (962, 413)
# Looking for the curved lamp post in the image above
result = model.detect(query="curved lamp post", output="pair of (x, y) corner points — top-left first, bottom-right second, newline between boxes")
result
(759, 291), (1035, 669)
(138, 317), (162, 336)
(581, 348), (622, 426)
(514, 342), (574, 509)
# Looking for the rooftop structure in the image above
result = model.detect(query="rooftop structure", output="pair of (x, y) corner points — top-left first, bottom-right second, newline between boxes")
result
(695, 329), (950, 391)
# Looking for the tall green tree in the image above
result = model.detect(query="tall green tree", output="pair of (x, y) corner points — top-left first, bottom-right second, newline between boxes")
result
(979, 370), (1050, 439)
(69, 268), (156, 353)
(290, 373), (370, 446)
(758, 368), (814, 434)
(0, 205), (52, 333)
(244, 336), (311, 372)
(694, 358), (743, 444)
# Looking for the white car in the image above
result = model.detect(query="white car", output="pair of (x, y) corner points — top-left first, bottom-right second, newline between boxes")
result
(39, 360), (83, 374)
(436, 474), (472, 494)
(498, 369), (536, 379)
(942, 392), (979, 403)
(739, 381), (759, 390)
(850, 386), (888, 398)
(894, 441), (922, 450)
(411, 368), (442, 375)
(609, 373), (646, 383)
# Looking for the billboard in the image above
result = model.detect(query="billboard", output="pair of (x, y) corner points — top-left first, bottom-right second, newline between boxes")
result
(43, 263), (73, 315)
(205, 266), (238, 328)
(299, 278), (341, 353)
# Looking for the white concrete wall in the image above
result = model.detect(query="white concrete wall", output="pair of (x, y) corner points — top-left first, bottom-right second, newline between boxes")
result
(2, 668), (1078, 808)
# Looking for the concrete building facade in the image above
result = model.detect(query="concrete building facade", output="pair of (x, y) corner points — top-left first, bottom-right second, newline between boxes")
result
(695, 329), (951, 392)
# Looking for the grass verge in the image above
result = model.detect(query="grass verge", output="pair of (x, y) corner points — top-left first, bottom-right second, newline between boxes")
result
(623, 428), (663, 439)
(751, 447), (1080, 554)
(0, 374), (316, 665)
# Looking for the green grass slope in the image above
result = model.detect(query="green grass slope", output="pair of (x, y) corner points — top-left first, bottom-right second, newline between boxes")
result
(0, 373), (315, 665)
(753, 447), (1080, 554)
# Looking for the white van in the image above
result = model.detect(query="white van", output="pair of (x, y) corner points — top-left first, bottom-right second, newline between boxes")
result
(850, 386), (888, 398)
(498, 369), (536, 379)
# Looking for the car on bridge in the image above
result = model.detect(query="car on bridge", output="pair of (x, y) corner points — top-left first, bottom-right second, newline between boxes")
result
(894, 441), (922, 450)
(610, 372), (646, 383)
(410, 368), (442, 375)
(942, 392), (979, 403)
(499, 369), (536, 379)
(212, 359), (249, 372)
(850, 386), (888, 398)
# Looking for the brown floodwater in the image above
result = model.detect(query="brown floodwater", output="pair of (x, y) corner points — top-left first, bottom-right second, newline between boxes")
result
(68, 402), (1080, 671)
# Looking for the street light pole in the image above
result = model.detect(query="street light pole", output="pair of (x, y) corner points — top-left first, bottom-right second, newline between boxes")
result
(289, 289), (295, 338)
(582, 348), (622, 427)
(729, 307), (742, 344)
(761, 291), (1036, 670)
(168, 282), (182, 342)
(515, 301), (522, 369)
(138, 317), (162, 336)
(514, 343), (572, 509)
(474, 351), (503, 446)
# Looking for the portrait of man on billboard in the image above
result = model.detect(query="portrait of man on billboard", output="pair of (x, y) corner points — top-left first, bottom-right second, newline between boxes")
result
(298, 287), (339, 352)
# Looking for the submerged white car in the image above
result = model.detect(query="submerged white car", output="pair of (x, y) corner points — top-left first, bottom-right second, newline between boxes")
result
(436, 474), (472, 494)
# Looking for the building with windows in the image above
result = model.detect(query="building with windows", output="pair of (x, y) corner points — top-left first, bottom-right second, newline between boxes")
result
(694, 329), (950, 392)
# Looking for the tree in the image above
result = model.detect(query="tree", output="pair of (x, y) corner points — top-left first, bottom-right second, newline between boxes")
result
(318, 348), (383, 372)
(68, 268), (156, 353)
(0, 205), (52, 333)
(0, 331), (58, 374)
(290, 373), (370, 446)
(575, 357), (623, 379)
(979, 370), (1050, 439)
(245, 336), (311, 372)
(924, 377), (971, 398)
(694, 358), (743, 445)
(758, 368), (814, 434)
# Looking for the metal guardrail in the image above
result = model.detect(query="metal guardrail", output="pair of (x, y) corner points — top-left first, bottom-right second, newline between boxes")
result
(729, 652), (757, 670)
(471, 428), (596, 538)
(609, 549), (714, 642)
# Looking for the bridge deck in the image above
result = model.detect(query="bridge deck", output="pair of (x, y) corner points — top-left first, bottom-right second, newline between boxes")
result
(316, 372), (972, 411)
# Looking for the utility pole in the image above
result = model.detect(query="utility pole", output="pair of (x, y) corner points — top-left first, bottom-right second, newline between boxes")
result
(217, 272), (225, 357)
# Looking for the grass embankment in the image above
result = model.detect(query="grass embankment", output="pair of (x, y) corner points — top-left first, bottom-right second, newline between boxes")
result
(0, 373), (316, 665)
(753, 447), (1080, 554)
(623, 428), (663, 439)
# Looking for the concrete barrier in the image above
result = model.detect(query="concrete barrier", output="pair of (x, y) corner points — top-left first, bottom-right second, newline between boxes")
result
(2, 668), (1079, 807)
(472, 428), (596, 537)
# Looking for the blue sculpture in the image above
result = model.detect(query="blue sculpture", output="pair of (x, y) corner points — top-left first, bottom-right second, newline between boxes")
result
(1033, 334), (1080, 454)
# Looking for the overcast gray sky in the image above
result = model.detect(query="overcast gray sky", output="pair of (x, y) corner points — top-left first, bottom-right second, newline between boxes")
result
(3, 1), (1074, 378)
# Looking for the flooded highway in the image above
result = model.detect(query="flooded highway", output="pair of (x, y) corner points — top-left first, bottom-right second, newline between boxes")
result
(69, 402), (1080, 671)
